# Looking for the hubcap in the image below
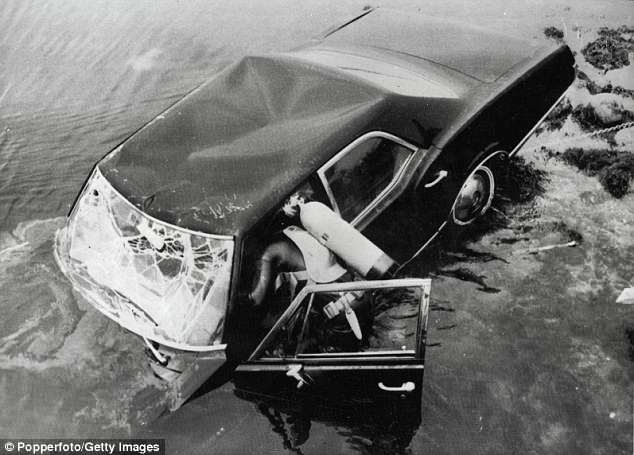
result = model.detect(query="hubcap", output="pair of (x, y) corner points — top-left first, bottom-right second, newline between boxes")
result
(452, 165), (494, 225)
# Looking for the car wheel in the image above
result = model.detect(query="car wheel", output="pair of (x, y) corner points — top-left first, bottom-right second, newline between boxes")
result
(450, 152), (506, 226)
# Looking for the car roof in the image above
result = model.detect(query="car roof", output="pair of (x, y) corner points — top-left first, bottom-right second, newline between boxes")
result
(98, 9), (546, 236)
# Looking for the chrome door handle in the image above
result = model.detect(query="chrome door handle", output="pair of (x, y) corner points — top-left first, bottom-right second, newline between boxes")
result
(378, 381), (415, 392)
(286, 364), (309, 389)
(424, 170), (448, 188)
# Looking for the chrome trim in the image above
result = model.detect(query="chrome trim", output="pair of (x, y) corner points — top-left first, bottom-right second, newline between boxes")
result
(449, 150), (506, 226)
(509, 88), (570, 157)
(91, 166), (234, 241)
(378, 381), (415, 392)
(395, 221), (447, 274)
(144, 341), (227, 354)
(297, 350), (416, 358)
(144, 337), (167, 364)
(424, 170), (448, 188)
(306, 278), (431, 293)
(450, 163), (495, 226)
(317, 131), (419, 227)
(238, 363), (424, 372)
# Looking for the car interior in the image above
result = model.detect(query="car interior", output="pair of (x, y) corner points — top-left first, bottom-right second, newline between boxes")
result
(260, 286), (422, 359)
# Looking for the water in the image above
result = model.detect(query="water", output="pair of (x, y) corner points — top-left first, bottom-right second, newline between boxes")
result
(0, 0), (345, 229)
(1, 1), (633, 453)
(1, 0), (430, 447)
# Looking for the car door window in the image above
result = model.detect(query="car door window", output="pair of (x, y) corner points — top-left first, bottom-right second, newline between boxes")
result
(320, 134), (415, 222)
(297, 286), (423, 355)
(261, 294), (312, 359)
(254, 280), (429, 360)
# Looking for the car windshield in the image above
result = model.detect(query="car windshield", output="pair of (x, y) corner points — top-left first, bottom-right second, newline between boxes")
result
(54, 167), (234, 350)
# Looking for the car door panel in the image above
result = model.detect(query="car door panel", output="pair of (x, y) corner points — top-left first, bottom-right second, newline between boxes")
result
(361, 154), (460, 263)
(314, 130), (462, 263)
(233, 279), (431, 412)
(301, 361), (423, 409)
(235, 358), (425, 419)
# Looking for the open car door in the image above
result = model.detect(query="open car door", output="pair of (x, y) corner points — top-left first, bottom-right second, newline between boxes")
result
(234, 278), (431, 414)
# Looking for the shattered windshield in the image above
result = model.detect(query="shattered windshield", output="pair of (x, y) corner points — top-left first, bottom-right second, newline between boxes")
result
(55, 167), (234, 350)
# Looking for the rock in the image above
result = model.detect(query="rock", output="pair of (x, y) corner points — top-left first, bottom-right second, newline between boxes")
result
(593, 99), (625, 124)
(571, 94), (634, 131)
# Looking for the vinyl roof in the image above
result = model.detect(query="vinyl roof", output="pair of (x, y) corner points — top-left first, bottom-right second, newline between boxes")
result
(99, 8), (545, 236)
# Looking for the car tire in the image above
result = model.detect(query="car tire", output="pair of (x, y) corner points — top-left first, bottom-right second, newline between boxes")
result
(449, 150), (508, 226)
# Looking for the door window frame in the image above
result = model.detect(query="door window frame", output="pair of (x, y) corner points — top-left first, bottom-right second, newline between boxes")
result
(247, 278), (431, 362)
(316, 131), (420, 228)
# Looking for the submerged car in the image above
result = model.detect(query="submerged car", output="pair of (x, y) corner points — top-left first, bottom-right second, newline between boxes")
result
(55, 8), (575, 412)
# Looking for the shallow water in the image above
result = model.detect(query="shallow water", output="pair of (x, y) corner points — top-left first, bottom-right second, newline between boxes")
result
(1, 1), (633, 453)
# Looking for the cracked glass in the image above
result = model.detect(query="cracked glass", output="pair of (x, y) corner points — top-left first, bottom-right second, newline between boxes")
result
(54, 168), (234, 350)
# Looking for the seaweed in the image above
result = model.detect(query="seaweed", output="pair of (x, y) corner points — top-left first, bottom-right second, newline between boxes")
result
(570, 102), (634, 133)
(544, 26), (565, 43)
(542, 97), (572, 131)
(495, 236), (530, 245)
(599, 162), (634, 198)
(559, 148), (634, 198)
(582, 26), (634, 71)
(571, 104), (601, 131)
(444, 247), (509, 264)
(576, 70), (634, 99)
(504, 156), (549, 203)
(435, 267), (501, 293)
(626, 325), (634, 361)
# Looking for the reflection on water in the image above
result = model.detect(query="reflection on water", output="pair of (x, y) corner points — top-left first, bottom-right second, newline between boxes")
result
(0, 217), (169, 436)
(238, 391), (421, 455)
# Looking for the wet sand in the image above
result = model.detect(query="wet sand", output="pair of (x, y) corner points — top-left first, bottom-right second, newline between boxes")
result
(415, 150), (633, 453)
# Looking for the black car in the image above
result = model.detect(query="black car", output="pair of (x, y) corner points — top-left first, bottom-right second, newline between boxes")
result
(54, 8), (575, 411)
